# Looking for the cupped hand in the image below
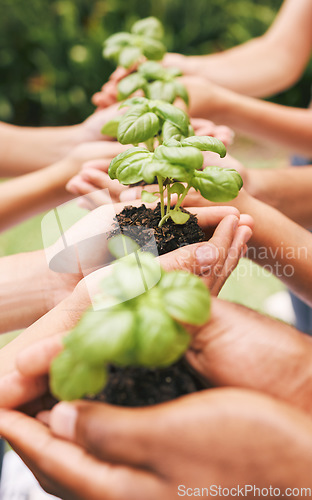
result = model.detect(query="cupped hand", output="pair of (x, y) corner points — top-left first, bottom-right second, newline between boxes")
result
(191, 118), (234, 147)
(80, 103), (125, 141)
(0, 389), (311, 499)
(0, 206), (252, 410)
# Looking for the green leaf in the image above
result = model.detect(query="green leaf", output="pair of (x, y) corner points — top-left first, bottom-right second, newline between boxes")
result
(118, 106), (160, 144)
(50, 350), (107, 401)
(147, 81), (176, 103)
(141, 37), (166, 60)
(119, 96), (148, 108)
(131, 17), (164, 40)
(169, 182), (185, 196)
(102, 44), (122, 61)
(138, 61), (166, 80)
(101, 116), (122, 138)
(143, 160), (191, 184)
(162, 121), (183, 142)
(162, 138), (182, 147)
(141, 190), (159, 203)
(159, 271), (211, 325)
(166, 66), (183, 78)
(174, 80), (189, 106)
(154, 145), (203, 170)
(181, 136), (226, 157)
(69, 308), (137, 366)
(108, 234), (140, 259)
(108, 147), (151, 179)
(116, 157), (152, 185)
(169, 210), (190, 224)
(104, 32), (133, 47)
(151, 100), (189, 136)
(113, 252), (161, 302)
(134, 303), (190, 367)
(192, 167), (243, 202)
(117, 73), (147, 100)
(119, 46), (142, 68)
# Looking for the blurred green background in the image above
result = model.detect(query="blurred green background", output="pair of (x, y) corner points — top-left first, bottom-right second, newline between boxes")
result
(1, 0), (311, 127)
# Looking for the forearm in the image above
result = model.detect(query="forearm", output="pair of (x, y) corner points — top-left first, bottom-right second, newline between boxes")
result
(173, 36), (296, 98)
(191, 86), (312, 156)
(0, 250), (80, 334)
(0, 122), (83, 176)
(0, 159), (76, 231)
(236, 193), (312, 305)
(247, 166), (312, 227)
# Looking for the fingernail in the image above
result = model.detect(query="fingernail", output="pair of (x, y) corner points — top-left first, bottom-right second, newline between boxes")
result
(50, 402), (78, 441)
(120, 188), (137, 201)
(195, 243), (219, 265)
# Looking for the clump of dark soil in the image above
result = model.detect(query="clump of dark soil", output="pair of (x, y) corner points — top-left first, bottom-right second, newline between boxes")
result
(93, 203), (207, 407)
(108, 203), (205, 256)
(92, 359), (207, 407)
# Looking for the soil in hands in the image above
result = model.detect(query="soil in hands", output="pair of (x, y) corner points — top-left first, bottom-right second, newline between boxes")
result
(107, 203), (205, 256)
(93, 203), (207, 407)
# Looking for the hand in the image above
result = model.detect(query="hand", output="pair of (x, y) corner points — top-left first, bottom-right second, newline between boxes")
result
(0, 206), (252, 410)
(179, 75), (224, 119)
(79, 104), (125, 141)
(59, 141), (129, 187)
(191, 118), (234, 147)
(0, 389), (311, 499)
(92, 66), (137, 109)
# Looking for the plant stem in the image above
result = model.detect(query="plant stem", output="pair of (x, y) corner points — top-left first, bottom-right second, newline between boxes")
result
(145, 138), (155, 152)
(166, 189), (171, 215)
(172, 184), (191, 212)
(157, 176), (165, 219)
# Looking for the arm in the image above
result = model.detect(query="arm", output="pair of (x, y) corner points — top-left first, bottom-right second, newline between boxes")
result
(163, 0), (312, 97)
(184, 77), (312, 156)
(0, 105), (122, 176)
(0, 250), (80, 334)
(246, 166), (312, 227)
(0, 141), (127, 232)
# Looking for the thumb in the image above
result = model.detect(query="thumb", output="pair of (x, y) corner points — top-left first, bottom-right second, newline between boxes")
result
(48, 401), (156, 467)
(159, 241), (219, 286)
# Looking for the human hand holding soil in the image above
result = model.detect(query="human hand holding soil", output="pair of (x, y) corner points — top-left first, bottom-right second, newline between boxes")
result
(0, 389), (312, 499)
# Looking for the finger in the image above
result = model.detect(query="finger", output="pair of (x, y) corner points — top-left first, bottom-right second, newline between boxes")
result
(81, 159), (111, 172)
(92, 91), (117, 108)
(120, 184), (156, 202)
(0, 371), (48, 409)
(81, 169), (127, 199)
(66, 176), (98, 196)
(0, 409), (159, 500)
(210, 224), (253, 296)
(187, 206), (240, 238)
(17, 332), (66, 377)
(159, 241), (219, 289)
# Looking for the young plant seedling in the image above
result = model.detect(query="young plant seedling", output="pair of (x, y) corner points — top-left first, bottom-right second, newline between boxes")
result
(103, 17), (166, 69)
(117, 61), (189, 105)
(50, 236), (211, 401)
(105, 97), (243, 227)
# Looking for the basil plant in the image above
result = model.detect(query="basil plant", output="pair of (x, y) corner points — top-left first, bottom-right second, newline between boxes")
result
(103, 97), (243, 227)
(103, 17), (166, 69)
(50, 247), (210, 401)
(117, 61), (189, 105)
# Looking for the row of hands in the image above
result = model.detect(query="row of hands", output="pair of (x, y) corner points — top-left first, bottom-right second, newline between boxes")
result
(1, 200), (312, 497)
(0, 69), (304, 498)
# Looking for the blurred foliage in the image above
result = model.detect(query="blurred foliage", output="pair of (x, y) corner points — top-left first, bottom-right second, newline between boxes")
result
(0, 0), (311, 126)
